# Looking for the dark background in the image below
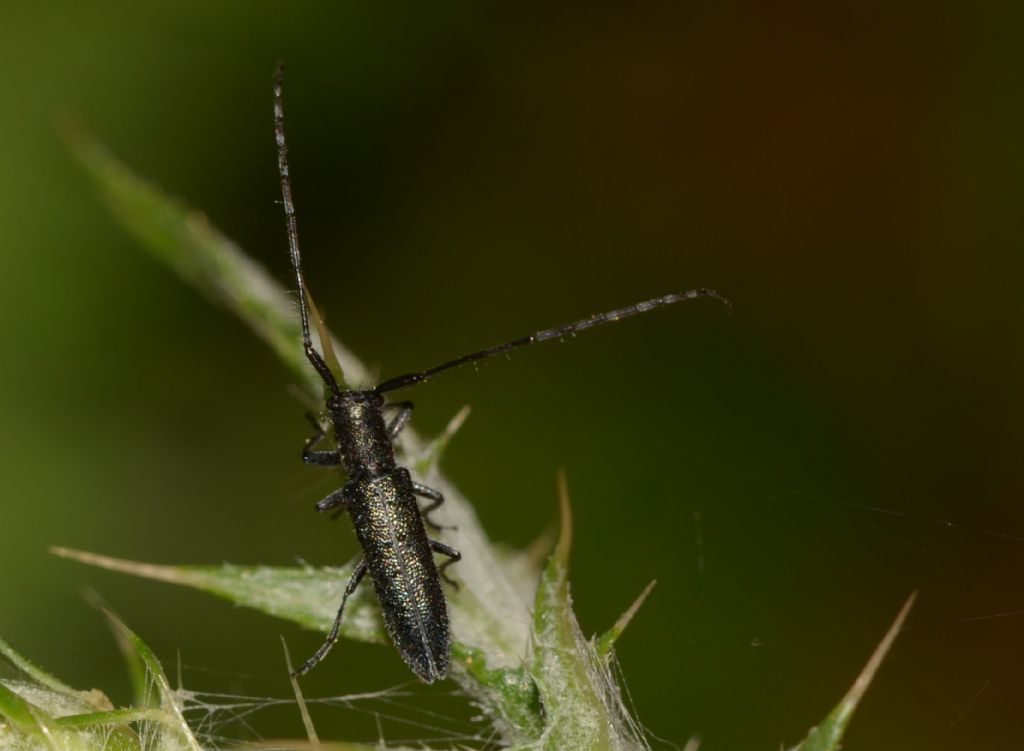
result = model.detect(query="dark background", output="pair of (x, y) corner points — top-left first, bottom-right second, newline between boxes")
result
(2, 3), (1023, 749)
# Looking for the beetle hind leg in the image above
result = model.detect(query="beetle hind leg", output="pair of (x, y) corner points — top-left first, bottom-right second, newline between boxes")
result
(293, 558), (368, 677)
(430, 539), (462, 590)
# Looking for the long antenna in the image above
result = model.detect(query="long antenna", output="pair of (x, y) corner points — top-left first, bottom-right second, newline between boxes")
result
(274, 63), (341, 395)
(375, 289), (731, 394)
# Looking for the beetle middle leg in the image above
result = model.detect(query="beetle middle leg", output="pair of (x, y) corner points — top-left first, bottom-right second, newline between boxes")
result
(412, 482), (454, 531)
(306, 415), (348, 520)
(315, 484), (353, 515)
(430, 539), (461, 590)
(293, 557), (368, 677)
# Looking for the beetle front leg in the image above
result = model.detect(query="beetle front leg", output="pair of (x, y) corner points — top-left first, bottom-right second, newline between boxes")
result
(302, 412), (340, 466)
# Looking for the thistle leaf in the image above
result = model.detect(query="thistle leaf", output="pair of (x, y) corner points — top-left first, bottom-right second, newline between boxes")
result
(102, 611), (203, 751)
(790, 593), (916, 751)
(528, 474), (647, 751)
(52, 548), (386, 644)
(0, 630), (194, 751)
(68, 127), (899, 750)
(595, 580), (657, 660)
(0, 636), (80, 700)
(67, 130), (367, 393)
(68, 133), (543, 745)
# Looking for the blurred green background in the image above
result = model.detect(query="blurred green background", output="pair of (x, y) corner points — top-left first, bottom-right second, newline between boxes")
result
(2, 2), (1023, 749)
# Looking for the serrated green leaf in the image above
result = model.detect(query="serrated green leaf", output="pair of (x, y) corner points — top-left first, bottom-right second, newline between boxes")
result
(529, 474), (647, 751)
(69, 126), (537, 680)
(53, 710), (153, 751)
(0, 637), (116, 718)
(529, 474), (606, 750)
(0, 636), (147, 751)
(790, 593), (916, 751)
(53, 548), (386, 645)
(67, 130), (366, 393)
(0, 680), (47, 736)
(68, 127), (714, 750)
(53, 547), (552, 750)
(0, 637), (82, 704)
(453, 643), (543, 742)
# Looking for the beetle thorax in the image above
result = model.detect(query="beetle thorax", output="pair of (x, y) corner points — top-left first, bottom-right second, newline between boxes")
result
(328, 391), (395, 479)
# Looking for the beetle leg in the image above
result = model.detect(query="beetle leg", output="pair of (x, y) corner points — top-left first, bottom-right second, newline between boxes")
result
(315, 484), (352, 514)
(430, 539), (462, 590)
(293, 558), (368, 677)
(302, 412), (340, 466)
(412, 482), (455, 531)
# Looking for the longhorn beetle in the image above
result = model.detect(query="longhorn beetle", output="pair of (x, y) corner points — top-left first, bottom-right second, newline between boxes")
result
(273, 65), (730, 683)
